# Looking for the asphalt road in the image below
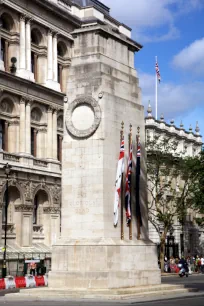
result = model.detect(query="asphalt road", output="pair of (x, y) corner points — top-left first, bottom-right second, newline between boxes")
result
(0, 275), (204, 306)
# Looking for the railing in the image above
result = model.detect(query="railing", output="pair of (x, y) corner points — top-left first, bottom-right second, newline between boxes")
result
(3, 153), (20, 163)
(33, 158), (48, 168)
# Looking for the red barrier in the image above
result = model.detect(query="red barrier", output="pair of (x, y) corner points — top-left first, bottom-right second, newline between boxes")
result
(35, 276), (45, 287)
(15, 277), (26, 288)
(0, 279), (5, 290)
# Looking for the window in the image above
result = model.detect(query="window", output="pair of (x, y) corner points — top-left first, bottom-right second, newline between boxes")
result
(33, 195), (38, 224)
(0, 119), (8, 151)
(57, 134), (62, 162)
(31, 127), (37, 157)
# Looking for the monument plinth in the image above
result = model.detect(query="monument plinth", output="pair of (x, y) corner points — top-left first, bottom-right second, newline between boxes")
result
(49, 25), (161, 290)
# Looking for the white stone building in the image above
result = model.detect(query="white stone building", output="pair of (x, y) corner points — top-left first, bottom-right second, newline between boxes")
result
(145, 102), (203, 257)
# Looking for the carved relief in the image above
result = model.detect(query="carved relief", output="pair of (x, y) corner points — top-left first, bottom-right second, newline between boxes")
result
(65, 95), (101, 139)
(19, 181), (38, 202)
(0, 99), (13, 114)
(49, 185), (61, 205)
(31, 108), (41, 122)
(43, 207), (60, 214)
(15, 204), (33, 212)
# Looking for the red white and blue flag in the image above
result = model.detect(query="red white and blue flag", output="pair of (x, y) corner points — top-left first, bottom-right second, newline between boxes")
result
(125, 142), (133, 225)
(114, 135), (125, 226)
(155, 61), (161, 83)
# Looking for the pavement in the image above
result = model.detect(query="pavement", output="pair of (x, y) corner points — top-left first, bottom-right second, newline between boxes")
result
(0, 274), (204, 305)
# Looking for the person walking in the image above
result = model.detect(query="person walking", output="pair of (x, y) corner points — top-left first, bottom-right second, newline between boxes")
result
(201, 256), (204, 274)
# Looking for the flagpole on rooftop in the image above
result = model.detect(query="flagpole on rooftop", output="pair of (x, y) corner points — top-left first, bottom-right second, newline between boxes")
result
(155, 56), (158, 120)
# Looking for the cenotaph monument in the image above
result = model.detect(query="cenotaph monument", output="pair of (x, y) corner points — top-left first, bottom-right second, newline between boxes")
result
(49, 19), (161, 290)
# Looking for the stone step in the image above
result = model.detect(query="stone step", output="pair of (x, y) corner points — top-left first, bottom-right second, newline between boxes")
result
(3, 285), (198, 300)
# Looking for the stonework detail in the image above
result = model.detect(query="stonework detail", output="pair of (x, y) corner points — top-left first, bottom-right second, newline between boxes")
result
(65, 95), (101, 139)
(15, 204), (33, 212)
(49, 185), (61, 205)
(43, 207), (60, 214)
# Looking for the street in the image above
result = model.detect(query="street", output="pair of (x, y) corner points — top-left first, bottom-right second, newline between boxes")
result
(0, 275), (204, 306)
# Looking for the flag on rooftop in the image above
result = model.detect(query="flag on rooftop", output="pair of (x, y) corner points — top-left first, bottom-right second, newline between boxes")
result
(155, 61), (161, 83)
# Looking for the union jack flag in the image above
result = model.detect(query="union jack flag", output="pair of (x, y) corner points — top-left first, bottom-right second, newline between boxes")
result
(155, 61), (161, 83)
(114, 135), (125, 226)
(125, 142), (132, 225)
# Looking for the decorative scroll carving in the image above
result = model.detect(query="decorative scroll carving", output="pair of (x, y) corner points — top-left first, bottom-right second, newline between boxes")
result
(0, 100), (13, 114)
(49, 185), (61, 205)
(43, 207), (60, 214)
(15, 204), (33, 212)
(33, 224), (43, 234)
(65, 95), (101, 139)
(19, 181), (37, 202)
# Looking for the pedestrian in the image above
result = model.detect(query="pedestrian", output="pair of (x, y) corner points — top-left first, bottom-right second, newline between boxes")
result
(201, 255), (204, 274)
(29, 261), (36, 276)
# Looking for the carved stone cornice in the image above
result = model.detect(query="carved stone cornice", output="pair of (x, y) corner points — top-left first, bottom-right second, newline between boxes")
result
(15, 204), (33, 212)
(43, 207), (60, 214)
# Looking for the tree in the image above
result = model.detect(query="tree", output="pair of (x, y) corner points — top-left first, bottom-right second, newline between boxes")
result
(146, 135), (201, 272)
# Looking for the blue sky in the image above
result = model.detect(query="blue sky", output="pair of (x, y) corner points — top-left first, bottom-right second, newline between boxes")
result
(101, 0), (204, 136)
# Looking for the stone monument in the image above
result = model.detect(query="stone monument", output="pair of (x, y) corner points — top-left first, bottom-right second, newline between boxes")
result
(49, 23), (161, 290)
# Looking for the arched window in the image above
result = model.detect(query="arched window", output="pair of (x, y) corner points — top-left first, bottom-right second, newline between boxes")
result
(1, 12), (14, 32)
(57, 41), (67, 91)
(31, 28), (43, 81)
(31, 107), (42, 157)
(33, 190), (48, 225)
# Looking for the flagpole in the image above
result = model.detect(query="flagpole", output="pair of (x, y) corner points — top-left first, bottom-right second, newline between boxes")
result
(155, 56), (158, 120)
(129, 124), (132, 240)
(121, 121), (124, 240)
(136, 127), (141, 240)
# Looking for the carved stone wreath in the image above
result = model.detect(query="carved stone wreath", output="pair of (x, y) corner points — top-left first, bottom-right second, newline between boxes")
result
(65, 95), (101, 139)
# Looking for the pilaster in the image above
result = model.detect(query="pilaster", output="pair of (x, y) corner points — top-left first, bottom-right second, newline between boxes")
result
(19, 98), (26, 154)
(47, 107), (53, 159)
(19, 15), (26, 70)
(25, 100), (31, 155)
(52, 109), (58, 160)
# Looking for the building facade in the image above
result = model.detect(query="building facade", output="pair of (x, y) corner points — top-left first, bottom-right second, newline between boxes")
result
(145, 102), (203, 257)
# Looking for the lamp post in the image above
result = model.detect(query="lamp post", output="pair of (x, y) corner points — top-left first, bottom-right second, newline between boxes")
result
(2, 163), (12, 278)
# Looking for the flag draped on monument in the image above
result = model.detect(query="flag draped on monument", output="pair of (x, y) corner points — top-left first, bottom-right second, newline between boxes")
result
(136, 133), (143, 234)
(114, 134), (125, 226)
(125, 142), (132, 225)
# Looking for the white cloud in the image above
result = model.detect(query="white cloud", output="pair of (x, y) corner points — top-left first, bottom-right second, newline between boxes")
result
(139, 71), (204, 120)
(100, 0), (204, 42)
(172, 38), (204, 75)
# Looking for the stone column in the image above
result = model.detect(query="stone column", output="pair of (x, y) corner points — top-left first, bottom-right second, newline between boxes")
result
(33, 128), (37, 157)
(47, 107), (53, 159)
(19, 15), (26, 70)
(52, 33), (58, 82)
(4, 41), (9, 72)
(19, 98), (26, 153)
(25, 18), (31, 72)
(47, 30), (53, 80)
(4, 121), (8, 152)
(52, 109), (57, 160)
(34, 53), (38, 81)
(25, 100), (31, 154)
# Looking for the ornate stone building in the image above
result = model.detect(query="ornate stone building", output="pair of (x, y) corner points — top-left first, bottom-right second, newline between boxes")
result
(145, 102), (203, 257)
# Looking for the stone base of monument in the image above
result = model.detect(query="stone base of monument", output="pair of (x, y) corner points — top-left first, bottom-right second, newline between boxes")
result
(3, 285), (198, 301)
(48, 238), (161, 290)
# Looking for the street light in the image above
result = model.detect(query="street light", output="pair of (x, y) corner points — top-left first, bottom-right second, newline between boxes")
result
(2, 163), (12, 278)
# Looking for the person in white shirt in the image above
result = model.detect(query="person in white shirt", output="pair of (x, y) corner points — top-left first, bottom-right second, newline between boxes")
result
(201, 256), (204, 274)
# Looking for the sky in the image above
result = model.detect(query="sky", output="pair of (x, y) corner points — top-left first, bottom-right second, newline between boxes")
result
(101, 0), (204, 136)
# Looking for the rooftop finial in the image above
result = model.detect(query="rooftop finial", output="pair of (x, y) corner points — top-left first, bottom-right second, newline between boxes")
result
(189, 124), (193, 133)
(180, 120), (184, 129)
(147, 100), (152, 117)
(160, 113), (164, 122)
(195, 121), (200, 135)
(170, 119), (174, 125)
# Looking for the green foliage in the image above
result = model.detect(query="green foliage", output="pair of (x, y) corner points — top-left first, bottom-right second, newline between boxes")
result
(146, 135), (203, 236)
